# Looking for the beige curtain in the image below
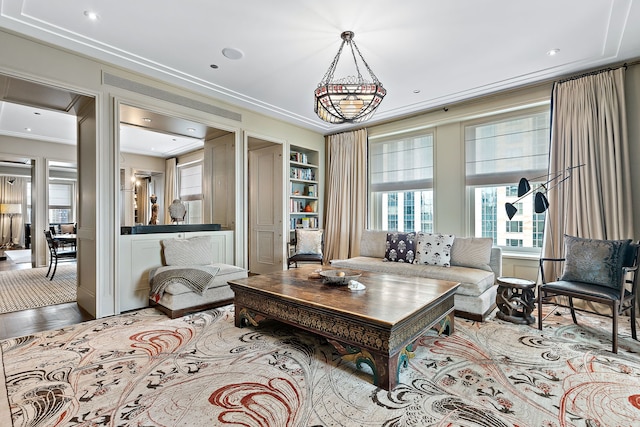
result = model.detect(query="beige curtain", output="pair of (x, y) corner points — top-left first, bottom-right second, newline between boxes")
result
(543, 67), (634, 310)
(0, 177), (26, 246)
(164, 158), (177, 224)
(323, 129), (367, 261)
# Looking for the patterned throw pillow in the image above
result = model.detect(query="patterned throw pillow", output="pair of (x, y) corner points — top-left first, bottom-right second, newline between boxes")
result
(295, 229), (323, 255)
(415, 233), (455, 267)
(384, 232), (416, 263)
(560, 235), (632, 289)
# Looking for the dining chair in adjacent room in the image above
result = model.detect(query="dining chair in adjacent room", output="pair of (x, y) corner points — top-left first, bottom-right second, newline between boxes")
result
(44, 230), (77, 280)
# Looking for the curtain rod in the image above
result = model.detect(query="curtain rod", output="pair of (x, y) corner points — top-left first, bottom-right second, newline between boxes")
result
(556, 58), (640, 84)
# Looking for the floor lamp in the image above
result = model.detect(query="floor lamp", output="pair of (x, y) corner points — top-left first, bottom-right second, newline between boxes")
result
(0, 203), (22, 249)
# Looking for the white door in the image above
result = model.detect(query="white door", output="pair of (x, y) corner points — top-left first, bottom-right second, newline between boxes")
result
(248, 144), (283, 274)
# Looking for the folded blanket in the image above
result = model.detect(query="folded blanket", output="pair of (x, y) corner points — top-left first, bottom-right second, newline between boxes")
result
(150, 266), (220, 302)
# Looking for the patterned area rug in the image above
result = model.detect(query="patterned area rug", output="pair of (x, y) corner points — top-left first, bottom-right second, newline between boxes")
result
(1, 305), (639, 426)
(0, 264), (76, 314)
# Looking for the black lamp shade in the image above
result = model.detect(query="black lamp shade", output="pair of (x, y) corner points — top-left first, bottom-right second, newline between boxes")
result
(534, 192), (549, 213)
(505, 202), (518, 220)
(517, 178), (531, 197)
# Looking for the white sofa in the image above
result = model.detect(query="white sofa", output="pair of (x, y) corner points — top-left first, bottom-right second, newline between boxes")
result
(330, 230), (501, 321)
(148, 235), (247, 318)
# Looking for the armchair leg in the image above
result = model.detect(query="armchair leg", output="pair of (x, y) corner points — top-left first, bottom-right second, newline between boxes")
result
(631, 304), (638, 341)
(612, 300), (619, 353)
(537, 289), (543, 331)
(568, 297), (578, 324)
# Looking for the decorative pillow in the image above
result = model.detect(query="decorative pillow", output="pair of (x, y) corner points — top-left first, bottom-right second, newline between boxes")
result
(162, 236), (213, 266)
(296, 229), (323, 255)
(384, 232), (416, 263)
(359, 230), (389, 258)
(450, 237), (493, 272)
(415, 233), (455, 267)
(560, 234), (632, 289)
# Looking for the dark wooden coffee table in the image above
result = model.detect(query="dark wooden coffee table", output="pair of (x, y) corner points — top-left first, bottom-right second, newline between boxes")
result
(228, 265), (459, 390)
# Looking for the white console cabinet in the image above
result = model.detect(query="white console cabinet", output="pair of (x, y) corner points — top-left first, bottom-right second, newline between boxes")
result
(118, 230), (234, 312)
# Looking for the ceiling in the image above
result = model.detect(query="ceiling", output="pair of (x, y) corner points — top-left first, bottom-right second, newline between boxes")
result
(1, 0), (639, 150)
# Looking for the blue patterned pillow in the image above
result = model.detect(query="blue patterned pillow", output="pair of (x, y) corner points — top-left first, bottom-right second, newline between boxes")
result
(560, 235), (632, 289)
(384, 232), (416, 263)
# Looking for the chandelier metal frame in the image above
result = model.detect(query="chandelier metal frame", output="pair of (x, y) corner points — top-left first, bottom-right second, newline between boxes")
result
(314, 31), (386, 124)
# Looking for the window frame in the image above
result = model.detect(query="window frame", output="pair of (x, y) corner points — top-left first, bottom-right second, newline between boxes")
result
(465, 106), (550, 254)
(368, 129), (435, 232)
(177, 160), (204, 224)
(48, 180), (76, 224)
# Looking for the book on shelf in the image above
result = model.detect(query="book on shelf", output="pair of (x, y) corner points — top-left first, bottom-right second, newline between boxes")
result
(290, 167), (315, 181)
(290, 151), (308, 164)
(290, 216), (319, 230)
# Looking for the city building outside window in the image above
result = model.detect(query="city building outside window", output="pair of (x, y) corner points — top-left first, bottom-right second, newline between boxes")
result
(465, 107), (550, 252)
(369, 131), (434, 232)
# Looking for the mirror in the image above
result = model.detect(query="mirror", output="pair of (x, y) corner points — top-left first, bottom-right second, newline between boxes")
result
(118, 104), (236, 230)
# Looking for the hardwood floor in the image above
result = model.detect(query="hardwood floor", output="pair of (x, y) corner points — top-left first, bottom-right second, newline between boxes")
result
(0, 255), (94, 340)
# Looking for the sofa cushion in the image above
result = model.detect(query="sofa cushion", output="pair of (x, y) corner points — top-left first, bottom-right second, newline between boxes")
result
(162, 236), (214, 266)
(560, 235), (632, 289)
(331, 256), (495, 297)
(384, 232), (416, 263)
(359, 230), (388, 258)
(451, 237), (493, 272)
(415, 233), (455, 267)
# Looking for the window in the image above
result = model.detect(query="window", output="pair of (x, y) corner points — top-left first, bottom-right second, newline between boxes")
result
(465, 108), (550, 251)
(369, 131), (434, 232)
(506, 221), (523, 233)
(505, 185), (519, 197)
(178, 162), (203, 224)
(49, 182), (75, 223)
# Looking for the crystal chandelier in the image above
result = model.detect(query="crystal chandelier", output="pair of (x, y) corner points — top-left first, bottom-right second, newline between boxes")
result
(314, 31), (386, 124)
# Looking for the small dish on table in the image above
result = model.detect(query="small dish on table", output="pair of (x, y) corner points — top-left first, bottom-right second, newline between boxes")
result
(319, 269), (362, 285)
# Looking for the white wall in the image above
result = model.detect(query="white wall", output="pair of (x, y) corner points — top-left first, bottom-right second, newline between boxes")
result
(0, 29), (324, 317)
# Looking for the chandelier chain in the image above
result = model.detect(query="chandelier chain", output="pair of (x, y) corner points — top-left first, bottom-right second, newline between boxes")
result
(319, 40), (346, 85)
(350, 40), (380, 84)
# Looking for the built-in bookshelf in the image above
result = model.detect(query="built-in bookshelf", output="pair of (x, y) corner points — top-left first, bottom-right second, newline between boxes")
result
(289, 145), (320, 240)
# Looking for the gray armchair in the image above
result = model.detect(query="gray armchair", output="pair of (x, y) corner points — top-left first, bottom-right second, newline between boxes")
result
(537, 235), (639, 353)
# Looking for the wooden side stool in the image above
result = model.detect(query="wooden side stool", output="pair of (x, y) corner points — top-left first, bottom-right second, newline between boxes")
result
(496, 276), (536, 324)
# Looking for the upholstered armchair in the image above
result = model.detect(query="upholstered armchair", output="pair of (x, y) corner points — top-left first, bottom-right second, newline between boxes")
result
(537, 235), (639, 353)
(287, 229), (324, 269)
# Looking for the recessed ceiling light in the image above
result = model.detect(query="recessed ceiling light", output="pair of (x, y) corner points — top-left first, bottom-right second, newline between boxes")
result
(84, 10), (99, 20)
(222, 47), (244, 60)
(413, 89), (421, 94)
(210, 64), (219, 69)
(547, 48), (560, 56)
(25, 127), (32, 132)
(34, 111), (41, 115)
(187, 128), (196, 133)
(142, 117), (152, 123)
